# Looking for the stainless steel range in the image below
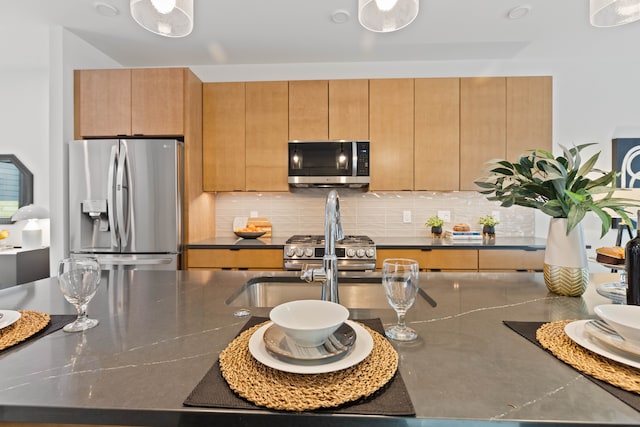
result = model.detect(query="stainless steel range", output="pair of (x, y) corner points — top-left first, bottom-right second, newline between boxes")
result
(283, 235), (376, 271)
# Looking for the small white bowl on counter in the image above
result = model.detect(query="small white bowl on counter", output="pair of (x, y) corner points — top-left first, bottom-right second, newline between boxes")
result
(269, 300), (349, 347)
(594, 304), (640, 345)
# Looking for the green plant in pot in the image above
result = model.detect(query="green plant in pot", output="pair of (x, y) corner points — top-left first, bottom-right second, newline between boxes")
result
(478, 215), (499, 238)
(426, 215), (445, 238)
(475, 143), (639, 296)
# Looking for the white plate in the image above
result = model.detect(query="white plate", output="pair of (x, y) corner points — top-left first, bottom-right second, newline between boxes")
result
(248, 320), (374, 374)
(0, 310), (21, 330)
(564, 320), (640, 369)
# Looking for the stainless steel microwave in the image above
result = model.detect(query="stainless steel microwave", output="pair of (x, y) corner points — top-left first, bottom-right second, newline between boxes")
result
(288, 141), (370, 188)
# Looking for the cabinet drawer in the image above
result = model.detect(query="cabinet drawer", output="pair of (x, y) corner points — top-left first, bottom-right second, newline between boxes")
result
(187, 249), (283, 269)
(376, 249), (478, 271)
(478, 249), (545, 271)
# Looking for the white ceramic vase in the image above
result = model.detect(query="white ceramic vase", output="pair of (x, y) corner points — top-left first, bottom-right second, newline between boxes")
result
(543, 218), (589, 297)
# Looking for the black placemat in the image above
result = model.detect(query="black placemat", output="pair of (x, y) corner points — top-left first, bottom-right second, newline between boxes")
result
(504, 320), (640, 412)
(184, 317), (415, 416)
(1, 314), (77, 354)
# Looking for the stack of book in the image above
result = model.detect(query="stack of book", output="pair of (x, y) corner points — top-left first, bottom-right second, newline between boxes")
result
(444, 230), (483, 240)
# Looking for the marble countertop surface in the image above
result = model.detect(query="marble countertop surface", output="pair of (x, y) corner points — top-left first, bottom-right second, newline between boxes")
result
(0, 270), (635, 426)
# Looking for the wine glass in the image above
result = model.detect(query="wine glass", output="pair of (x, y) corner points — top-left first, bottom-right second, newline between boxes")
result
(382, 258), (420, 341)
(58, 257), (102, 332)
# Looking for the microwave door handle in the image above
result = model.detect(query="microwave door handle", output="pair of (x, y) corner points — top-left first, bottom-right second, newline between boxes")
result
(107, 145), (118, 248)
(116, 143), (129, 246)
(351, 141), (357, 176)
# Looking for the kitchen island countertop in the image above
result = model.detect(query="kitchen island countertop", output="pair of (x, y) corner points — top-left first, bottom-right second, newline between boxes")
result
(0, 270), (637, 426)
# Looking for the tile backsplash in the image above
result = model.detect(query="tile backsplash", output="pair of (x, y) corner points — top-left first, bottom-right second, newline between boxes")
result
(215, 188), (534, 239)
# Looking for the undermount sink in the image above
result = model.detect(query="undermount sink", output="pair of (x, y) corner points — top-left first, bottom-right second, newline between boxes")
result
(225, 274), (391, 309)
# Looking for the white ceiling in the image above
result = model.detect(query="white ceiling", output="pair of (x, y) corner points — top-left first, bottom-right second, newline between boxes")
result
(3, 0), (640, 70)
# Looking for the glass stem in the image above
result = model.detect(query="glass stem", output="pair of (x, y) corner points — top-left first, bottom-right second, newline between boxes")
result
(77, 303), (88, 321)
(396, 310), (407, 329)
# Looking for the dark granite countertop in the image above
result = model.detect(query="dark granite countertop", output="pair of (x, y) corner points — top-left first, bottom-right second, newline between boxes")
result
(187, 236), (546, 250)
(0, 270), (636, 426)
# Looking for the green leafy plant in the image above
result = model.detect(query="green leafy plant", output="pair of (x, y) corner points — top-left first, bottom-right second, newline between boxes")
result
(474, 143), (639, 237)
(425, 215), (445, 227)
(478, 215), (499, 227)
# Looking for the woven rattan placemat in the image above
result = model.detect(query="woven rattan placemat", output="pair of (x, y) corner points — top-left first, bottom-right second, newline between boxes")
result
(0, 311), (50, 351)
(504, 320), (640, 412)
(219, 321), (398, 411)
(536, 320), (640, 394)
(184, 317), (415, 415)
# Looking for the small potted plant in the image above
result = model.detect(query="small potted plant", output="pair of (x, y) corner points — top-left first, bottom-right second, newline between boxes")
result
(478, 215), (499, 238)
(426, 216), (445, 238)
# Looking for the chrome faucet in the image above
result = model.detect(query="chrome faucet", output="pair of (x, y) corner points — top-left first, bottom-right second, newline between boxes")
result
(301, 189), (344, 303)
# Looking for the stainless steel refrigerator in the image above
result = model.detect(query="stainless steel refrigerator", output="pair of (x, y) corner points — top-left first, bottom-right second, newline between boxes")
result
(68, 139), (183, 270)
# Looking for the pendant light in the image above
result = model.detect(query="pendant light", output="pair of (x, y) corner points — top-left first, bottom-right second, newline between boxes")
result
(590, 0), (640, 27)
(130, 0), (194, 37)
(358, 0), (419, 33)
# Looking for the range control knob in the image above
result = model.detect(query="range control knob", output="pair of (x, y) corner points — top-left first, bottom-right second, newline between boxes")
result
(304, 248), (314, 257)
(346, 248), (356, 257)
(286, 247), (295, 257)
(295, 247), (305, 257)
(356, 248), (366, 258)
(365, 248), (375, 258)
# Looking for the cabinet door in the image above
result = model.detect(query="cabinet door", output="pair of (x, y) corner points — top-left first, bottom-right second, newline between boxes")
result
(74, 69), (132, 138)
(329, 79), (369, 140)
(414, 78), (460, 191)
(460, 77), (506, 191)
(245, 81), (289, 191)
(369, 79), (415, 191)
(187, 249), (283, 269)
(289, 80), (328, 140)
(131, 68), (184, 136)
(203, 82), (246, 191)
(506, 76), (552, 160)
(478, 249), (545, 271)
(376, 249), (478, 271)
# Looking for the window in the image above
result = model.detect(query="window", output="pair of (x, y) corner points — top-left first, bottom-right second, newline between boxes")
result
(0, 155), (33, 224)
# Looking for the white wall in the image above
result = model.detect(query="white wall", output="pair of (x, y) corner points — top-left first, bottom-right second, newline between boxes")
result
(47, 27), (121, 273)
(0, 69), (49, 247)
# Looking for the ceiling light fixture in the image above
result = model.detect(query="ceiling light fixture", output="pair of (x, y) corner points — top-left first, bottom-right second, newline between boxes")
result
(507, 5), (531, 20)
(590, 0), (640, 27)
(130, 0), (194, 37)
(94, 2), (120, 17)
(358, 0), (419, 33)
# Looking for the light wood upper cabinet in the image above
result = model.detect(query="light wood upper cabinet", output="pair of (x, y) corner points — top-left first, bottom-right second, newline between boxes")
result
(245, 81), (289, 191)
(74, 69), (132, 138)
(289, 80), (328, 140)
(506, 76), (552, 159)
(74, 68), (185, 139)
(203, 82), (246, 192)
(289, 79), (369, 141)
(329, 79), (369, 140)
(459, 77), (507, 191)
(414, 78), (460, 191)
(369, 79), (415, 191)
(131, 68), (184, 136)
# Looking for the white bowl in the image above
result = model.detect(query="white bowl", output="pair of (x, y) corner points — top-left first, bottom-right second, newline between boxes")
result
(595, 304), (640, 344)
(269, 300), (349, 347)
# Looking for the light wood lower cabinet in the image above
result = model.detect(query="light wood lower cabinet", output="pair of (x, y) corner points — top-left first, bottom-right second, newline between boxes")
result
(478, 249), (545, 271)
(377, 248), (544, 272)
(187, 249), (283, 270)
(376, 249), (478, 271)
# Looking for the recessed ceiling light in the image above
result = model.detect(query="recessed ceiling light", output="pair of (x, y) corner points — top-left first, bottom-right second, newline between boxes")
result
(94, 2), (119, 17)
(331, 9), (351, 24)
(507, 5), (531, 20)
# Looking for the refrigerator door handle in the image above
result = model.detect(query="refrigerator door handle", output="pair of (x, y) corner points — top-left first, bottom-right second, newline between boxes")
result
(107, 145), (119, 248)
(98, 257), (173, 266)
(116, 143), (130, 246)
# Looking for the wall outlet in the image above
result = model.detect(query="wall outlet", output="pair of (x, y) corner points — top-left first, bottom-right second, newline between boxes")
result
(491, 210), (501, 222)
(250, 211), (258, 218)
(438, 210), (451, 223)
(403, 210), (412, 223)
